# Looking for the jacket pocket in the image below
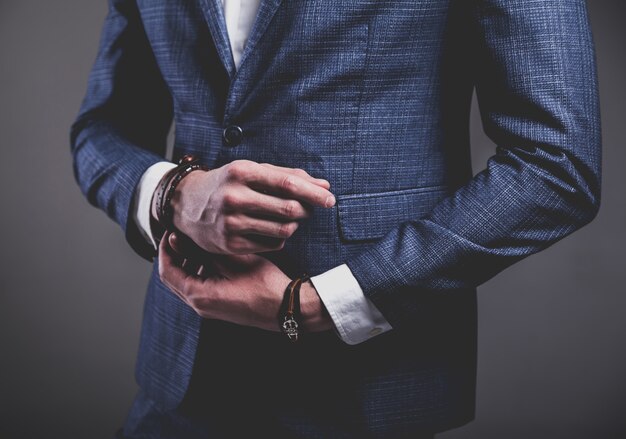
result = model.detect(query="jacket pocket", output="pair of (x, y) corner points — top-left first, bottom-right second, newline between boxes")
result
(337, 186), (449, 242)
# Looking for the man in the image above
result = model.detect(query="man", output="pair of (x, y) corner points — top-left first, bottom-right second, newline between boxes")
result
(71, 0), (601, 437)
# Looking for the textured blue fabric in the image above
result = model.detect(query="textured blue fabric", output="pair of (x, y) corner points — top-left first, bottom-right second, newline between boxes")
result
(71, 0), (601, 436)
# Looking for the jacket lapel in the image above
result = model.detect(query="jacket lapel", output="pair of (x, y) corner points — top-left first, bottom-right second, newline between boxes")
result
(198, 0), (236, 78)
(198, 0), (284, 80)
(198, 0), (285, 114)
(236, 0), (284, 71)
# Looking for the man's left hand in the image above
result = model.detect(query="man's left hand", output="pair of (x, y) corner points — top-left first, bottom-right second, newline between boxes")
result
(158, 232), (335, 333)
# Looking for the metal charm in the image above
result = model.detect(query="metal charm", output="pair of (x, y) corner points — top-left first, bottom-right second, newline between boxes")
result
(282, 316), (299, 342)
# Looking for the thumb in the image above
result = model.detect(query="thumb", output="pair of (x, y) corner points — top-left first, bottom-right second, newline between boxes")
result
(168, 232), (207, 261)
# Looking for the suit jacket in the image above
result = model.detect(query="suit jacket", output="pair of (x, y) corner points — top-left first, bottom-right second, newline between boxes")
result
(71, 0), (601, 436)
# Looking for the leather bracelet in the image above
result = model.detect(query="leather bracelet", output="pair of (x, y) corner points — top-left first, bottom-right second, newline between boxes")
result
(154, 155), (209, 235)
(278, 274), (309, 342)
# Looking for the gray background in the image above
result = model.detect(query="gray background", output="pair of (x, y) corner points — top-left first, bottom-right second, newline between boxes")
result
(0, 1), (624, 438)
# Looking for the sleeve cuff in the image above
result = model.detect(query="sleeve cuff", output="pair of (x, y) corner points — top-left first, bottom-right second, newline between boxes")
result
(310, 264), (392, 345)
(132, 161), (177, 249)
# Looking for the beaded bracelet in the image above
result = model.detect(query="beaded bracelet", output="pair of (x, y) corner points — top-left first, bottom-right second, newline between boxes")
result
(154, 155), (209, 234)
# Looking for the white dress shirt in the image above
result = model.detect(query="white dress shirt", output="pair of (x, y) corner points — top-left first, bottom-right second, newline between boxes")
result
(132, 0), (392, 345)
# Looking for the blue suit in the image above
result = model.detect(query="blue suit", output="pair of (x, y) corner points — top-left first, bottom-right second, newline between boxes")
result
(71, 0), (601, 436)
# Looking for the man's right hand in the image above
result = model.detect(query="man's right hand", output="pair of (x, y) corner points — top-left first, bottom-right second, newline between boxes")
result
(153, 160), (335, 255)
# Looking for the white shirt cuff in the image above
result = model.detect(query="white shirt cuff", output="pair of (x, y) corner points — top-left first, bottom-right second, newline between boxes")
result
(132, 161), (177, 249)
(310, 264), (392, 345)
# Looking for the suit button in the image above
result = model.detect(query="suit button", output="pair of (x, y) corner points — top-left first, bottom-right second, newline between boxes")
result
(223, 125), (243, 147)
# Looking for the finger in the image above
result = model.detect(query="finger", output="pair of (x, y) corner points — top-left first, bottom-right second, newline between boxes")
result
(245, 168), (336, 208)
(228, 188), (311, 220)
(258, 163), (330, 187)
(168, 232), (188, 255)
(168, 233), (202, 276)
(169, 233), (222, 277)
(258, 163), (331, 189)
(161, 233), (225, 318)
(225, 234), (286, 255)
(169, 232), (210, 263)
(158, 232), (194, 299)
(227, 215), (299, 239)
(243, 234), (287, 251)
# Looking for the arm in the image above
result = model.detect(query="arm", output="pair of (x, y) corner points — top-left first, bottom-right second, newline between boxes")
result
(71, 0), (333, 259)
(155, 224), (394, 340)
(135, 163), (392, 343)
(345, 0), (601, 328)
(77, 1), (391, 341)
(70, 0), (173, 261)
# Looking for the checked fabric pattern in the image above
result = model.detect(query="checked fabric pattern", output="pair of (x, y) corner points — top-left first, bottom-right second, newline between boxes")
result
(71, 0), (600, 436)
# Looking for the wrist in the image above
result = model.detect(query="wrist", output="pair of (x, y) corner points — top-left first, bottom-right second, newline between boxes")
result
(152, 156), (209, 235)
(169, 169), (206, 230)
(300, 281), (334, 332)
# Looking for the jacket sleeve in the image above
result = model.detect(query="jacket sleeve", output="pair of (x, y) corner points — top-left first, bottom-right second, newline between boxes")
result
(70, 0), (173, 261)
(345, 0), (601, 328)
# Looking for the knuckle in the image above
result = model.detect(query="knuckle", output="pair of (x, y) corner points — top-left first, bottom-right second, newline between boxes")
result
(226, 161), (245, 180)
(221, 192), (239, 209)
(228, 160), (254, 180)
(223, 215), (240, 232)
(278, 222), (297, 238)
(277, 223), (290, 238)
(283, 201), (300, 218)
(280, 175), (296, 191)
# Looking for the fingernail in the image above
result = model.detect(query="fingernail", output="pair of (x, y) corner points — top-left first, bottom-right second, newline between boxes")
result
(325, 196), (336, 207)
(169, 233), (178, 245)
